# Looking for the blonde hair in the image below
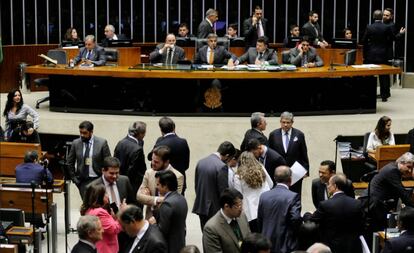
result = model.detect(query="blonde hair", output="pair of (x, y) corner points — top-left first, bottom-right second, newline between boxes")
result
(237, 151), (265, 189)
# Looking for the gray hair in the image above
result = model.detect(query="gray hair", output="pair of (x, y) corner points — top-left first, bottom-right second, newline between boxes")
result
(84, 35), (95, 42)
(206, 8), (218, 18)
(251, 112), (265, 128)
(128, 121), (147, 136)
(105, 24), (115, 32)
(274, 165), (292, 183)
(280, 111), (294, 121)
(307, 243), (332, 253)
(397, 152), (414, 164)
(77, 215), (100, 240)
(207, 33), (218, 39)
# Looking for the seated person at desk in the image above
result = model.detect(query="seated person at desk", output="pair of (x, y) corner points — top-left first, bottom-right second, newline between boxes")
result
(289, 36), (324, 68)
(194, 33), (236, 66)
(225, 23), (238, 39)
(382, 206), (414, 253)
(9, 120), (40, 143)
(73, 35), (106, 66)
(344, 27), (353, 39)
(101, 24), (127, 47)
(283, 24), (301, 48)
(235, 36), (278, 65)
(64, 27), (81, 43)
(15, 150), (53, 184)
(367, 116), (395, 155)
(149, 33), (185, 64)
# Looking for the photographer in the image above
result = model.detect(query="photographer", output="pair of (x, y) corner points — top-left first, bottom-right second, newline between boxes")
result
(15, 150), (53, 184)
(9, 120), (40, 144)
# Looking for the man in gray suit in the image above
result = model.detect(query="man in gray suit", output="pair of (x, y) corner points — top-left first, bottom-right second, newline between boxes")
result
(67, 120), (111, 198)
(258, 166), (302, 253)
(289, 36), (324, 68)
(197, 8), (218, 38)
(194, 33), (236, 65)
(149, 33), (186, 64)
(236, 36), (278, 65)
(203, 188), (251, 253)
(73, 35), (106, 66)
(151, 170), (188, 253)
(192, 141), (236, 230)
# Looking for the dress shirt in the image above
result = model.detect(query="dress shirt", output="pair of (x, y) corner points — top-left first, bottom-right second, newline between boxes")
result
(102, 176), (121, 206)
(220, 209), (233, 224)
(281, 129), (292, 153)
(84, 136), (98, 177)
(128, 220), (149, 253)
(257, 21), (264, 37)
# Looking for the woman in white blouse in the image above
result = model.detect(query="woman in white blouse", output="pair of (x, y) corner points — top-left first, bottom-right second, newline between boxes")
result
(367, 116), (395, 154)
(2, 89), (39, 140)
(234, 151), (273, 232)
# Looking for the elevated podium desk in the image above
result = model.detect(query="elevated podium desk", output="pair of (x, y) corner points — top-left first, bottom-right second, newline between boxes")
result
(25, 64), (401, 116)
(0, 142), (42, 177)
(368, 144), (411, 170)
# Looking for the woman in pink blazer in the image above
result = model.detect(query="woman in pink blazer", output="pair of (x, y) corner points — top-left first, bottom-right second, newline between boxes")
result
(81, 183), (123, 253)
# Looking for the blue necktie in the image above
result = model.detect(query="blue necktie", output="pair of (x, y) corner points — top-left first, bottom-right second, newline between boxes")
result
(285, 132), (289, 151)
(86, 50), (92, 60)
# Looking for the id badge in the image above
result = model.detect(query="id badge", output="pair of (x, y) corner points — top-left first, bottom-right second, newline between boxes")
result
(85, 158), (92, 166)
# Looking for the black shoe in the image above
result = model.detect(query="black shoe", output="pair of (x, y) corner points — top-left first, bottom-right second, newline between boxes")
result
(382, 98), (388, 102)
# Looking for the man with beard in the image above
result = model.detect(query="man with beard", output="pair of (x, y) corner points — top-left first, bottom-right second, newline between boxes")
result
(301, 11), (328, 48)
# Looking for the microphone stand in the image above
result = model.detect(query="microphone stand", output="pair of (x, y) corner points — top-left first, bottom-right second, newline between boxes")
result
(30, 180), (37, 253)
(42, 160), (51, 253)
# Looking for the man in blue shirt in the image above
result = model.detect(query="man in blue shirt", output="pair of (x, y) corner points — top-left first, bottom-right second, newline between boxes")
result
(15, 150), (53, 184)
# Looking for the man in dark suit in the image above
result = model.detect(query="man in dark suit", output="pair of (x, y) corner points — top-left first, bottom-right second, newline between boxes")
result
(149, 33), (186, 64)
(243, 6), (267, 49)
(258, 166), (302, 253)
(151, 170), (188, 253)
(203, 188), (251, 253)
(194, 33), (236, 65)
(193, 141), (236, 230)
(73, 35), (106, 66)
(382, 206), (414, 253)
(114, 121), (147, 195)
(301, 10), (328, 48)
(147, 116), (190, 194)
(240, 112), (268, 152)
(407, 128), (414, 154)
(218, 149), (241, 194)
(246, 138), (286, 183)
(362, 9), (394, 102)
(197, 8), (218, 38)
(72, 215), (103, 253)
(311, 174), (364, 253)
(289, 36), (324, 67)
(236, 36), (278, 65)
(312, 160), (355, 209)
(67, 121), (111, 198)
(268, 111), (309, 196)
(119, 205), (167, 253)
(101, 24), (128, 47)
(16, 150), (53, 184)
(368, 152), (414, 232)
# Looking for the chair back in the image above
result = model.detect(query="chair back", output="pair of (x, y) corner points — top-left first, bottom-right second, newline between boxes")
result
(282, 50), (291, 64)
(362, 132), (371, 159)
(47, 49), (67, 64)
(104, 48), (119, 66)
(195, 37), (229, 52)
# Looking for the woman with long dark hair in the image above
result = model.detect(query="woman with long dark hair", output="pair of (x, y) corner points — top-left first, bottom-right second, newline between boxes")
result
(64, 27), (80, 42)
(2, 89), (39, 140)
(367, 116), (395, 154)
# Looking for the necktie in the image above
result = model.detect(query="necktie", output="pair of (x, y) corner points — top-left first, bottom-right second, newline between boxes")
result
(284, 132), (289, 152)
(230, 219), (242, 242)
(166, 48), (173, 65)
(302, 53), (308, 66)
(82, 142), (90, 179)
(209, 49), (214, 64)
(110, 183), (118, 205)
(258, 52), (263, 61)
(86, 50), (92, 60)
(259, 156), (264, 164)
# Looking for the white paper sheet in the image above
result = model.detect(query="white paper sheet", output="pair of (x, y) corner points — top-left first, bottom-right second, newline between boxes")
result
(290, 161), (307, 185)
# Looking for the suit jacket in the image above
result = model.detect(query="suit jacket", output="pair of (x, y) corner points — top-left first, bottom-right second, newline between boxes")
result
(101, 34), (128, 47)
(268, 128), (309, 171)
(362, 20), (394, 64)
(263, 146), (287, 183)
(157, 191), (188, 253)
(194, 45), (236, 65)
(311, 192), (364, 253)
(197, 19), (214, 39)
(311, 178), (355, 209)
(67, 136), (111, 185)
(301, 21), (325, 45)
(71, 240), (96, 253)
(114, 135), (147, 194)
(73, 46), (106, 66)
(382, 230), (414, 253)
(406, 128), (414, 154)
(289, 47), (324, 67)
(203, 211), (251, 253)
(240, 128), (268, 151)
(258, 185), (302, 253)
(192, 153), (226, 218)
(237, 47), (278, 65)
(92, 176), (138, 206)
(124, 224), (167, 253)
(137, 165), (184, 219)
(15, 162), (53, 184)
(243, 17), (268, 48)
(149, 44), (186, 64)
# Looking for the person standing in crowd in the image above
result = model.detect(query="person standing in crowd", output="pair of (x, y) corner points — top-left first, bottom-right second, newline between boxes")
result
(268, 111), (309, 196)
(240, 233), (272, 253)
(149, 33), (186, 64)
(72, 215), (104, 253)
(101, 24), (127, 47)
(15, 150), (53, 184)
(73, 35), (106, 66)
(301, 10), (329, 48)
(289, 36), (324, 68)
(67, 120), (111, 199)
(218, 149), (241, 192)
(114, 121), (147, 195)
(367, 116), (395, 154)
(197, 9), (218, 38)
(382, 206), (414, 253)
(64, 27), (81, 42)
(235, 36), (278, 66)
(2, 88), (39, 140)
(243, 6), (267, 49)
(362, 10), (394, 102)
(382, 8), (406, 59)
(240, 112), (268, 152)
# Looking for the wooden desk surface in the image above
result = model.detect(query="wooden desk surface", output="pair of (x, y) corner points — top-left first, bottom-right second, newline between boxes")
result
(353, 180), (414, 189)
(25, 64), (401, 80)
(0, 177), (64, 193)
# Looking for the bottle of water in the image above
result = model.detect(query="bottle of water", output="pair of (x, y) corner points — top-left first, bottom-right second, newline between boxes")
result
(69, 59), (74, 68)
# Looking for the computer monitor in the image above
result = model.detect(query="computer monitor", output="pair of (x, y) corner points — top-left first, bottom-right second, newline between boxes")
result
(107, 39), (133, 47)
(175, 37), (195, 47)
(229, 37), (245, 47)
(0, 208), (25, 227)
(331, 38), (357, 49)
(61, 40), (85, 48)
(344, 49), (357, 66)
(285, 36), (302, 48)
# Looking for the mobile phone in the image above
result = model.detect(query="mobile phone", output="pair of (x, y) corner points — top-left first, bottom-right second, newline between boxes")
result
(110, 202), (119, 214)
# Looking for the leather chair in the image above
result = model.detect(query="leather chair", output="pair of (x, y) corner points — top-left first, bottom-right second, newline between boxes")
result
(281, 50), (291, 64)
(35, 50), (67, 108)
(362, 132), (377, 173)
(103, 48), (119, 66)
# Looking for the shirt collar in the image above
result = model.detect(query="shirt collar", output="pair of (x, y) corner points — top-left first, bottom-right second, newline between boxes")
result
(136, 220), (149, 241)
(206, 18), (213, 27)
(281, 128), (292, 136)
(102, 175), (116, 186)
(220, 209), (233, 224)
(277, 183), (289, 189)
(163, 132), (175, 137)
(127, 134), (139, 144)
